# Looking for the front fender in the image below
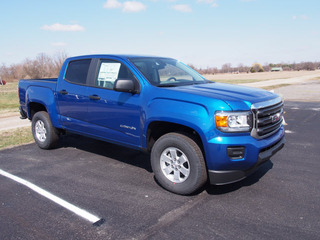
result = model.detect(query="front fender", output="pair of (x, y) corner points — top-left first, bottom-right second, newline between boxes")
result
(144, 98), (214, 150)
(143, 97), (233, 163)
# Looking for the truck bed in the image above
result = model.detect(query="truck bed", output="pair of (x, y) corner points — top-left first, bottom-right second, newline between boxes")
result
(18, 78), (58, 117)
(19, 78), (58, 91)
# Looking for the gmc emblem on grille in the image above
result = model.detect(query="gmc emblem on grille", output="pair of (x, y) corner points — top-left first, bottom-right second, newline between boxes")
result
(271, 113), (281, 123)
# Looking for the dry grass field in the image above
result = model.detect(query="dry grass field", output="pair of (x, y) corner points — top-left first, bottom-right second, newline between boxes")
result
(0, 127), (33, 150)
(0, 82), (32, 149)
(204, 70), (320, 82)
(0, 82), (20, 116)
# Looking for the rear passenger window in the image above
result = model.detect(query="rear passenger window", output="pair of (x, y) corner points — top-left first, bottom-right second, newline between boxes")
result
(65, 59), (91, 85)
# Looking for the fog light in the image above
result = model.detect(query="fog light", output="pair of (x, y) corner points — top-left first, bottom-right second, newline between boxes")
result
(227, 147), (245, 159)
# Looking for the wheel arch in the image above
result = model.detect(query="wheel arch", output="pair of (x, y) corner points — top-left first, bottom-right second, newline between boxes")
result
(146, 121), (206, 157)
(28, 102), (48, 120)
(25, 86), (62, 129)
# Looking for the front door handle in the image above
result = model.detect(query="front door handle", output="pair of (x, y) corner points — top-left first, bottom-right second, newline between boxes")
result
(59, 90), (68, 95)
(89, 95), (101, 100)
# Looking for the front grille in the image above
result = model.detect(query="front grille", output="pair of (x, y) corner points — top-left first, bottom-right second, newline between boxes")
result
(251, 97), (284, 139)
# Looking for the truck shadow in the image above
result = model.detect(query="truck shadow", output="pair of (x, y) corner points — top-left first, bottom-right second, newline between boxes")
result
(59, 133), (152, 173)
(57, 133), (273, 194)
(205, 160), (273, 195)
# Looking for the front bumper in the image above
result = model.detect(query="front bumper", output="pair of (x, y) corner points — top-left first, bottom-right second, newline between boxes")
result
(208, 136), (286, 185)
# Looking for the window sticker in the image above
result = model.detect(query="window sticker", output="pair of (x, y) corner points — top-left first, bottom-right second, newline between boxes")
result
(97, 62), (121, 85)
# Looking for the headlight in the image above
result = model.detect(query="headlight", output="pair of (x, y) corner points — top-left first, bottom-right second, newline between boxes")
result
(215, 111), (252, 132)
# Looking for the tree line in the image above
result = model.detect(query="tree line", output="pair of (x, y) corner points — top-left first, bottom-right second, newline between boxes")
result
(189, 61), (320, 75)
(0, 52), (68, 82)
(1, 52), (319, 82)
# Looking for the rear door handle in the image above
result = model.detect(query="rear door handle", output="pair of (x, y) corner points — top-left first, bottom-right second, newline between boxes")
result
(59, 90), (68, 95)
(89, 95), (101, 100)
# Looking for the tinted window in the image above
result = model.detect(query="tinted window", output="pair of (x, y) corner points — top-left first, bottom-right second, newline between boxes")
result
(65, 59), (91, 85)
(96, 60), (134, 89)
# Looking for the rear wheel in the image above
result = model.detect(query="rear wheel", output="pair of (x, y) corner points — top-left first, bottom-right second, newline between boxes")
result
(151, 133), (207, 195)
(32, 111), (59, 149)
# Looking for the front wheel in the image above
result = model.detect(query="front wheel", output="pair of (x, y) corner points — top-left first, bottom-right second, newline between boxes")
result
(32, 111), (59, 149)
(151, 133), (207, 195)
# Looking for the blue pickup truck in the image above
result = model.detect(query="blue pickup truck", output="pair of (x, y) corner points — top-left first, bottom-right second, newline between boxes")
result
(18, 55), (285, 195)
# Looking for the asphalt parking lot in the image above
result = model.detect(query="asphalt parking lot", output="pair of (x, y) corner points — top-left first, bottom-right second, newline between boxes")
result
(0, 101), (319, 240)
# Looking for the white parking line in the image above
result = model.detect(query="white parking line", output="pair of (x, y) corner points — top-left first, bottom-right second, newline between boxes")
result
(285, 130), (295, 134)
(0, 168), (104, 226)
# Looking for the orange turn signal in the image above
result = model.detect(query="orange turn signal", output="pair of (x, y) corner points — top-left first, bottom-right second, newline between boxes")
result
(215, 115), (228, 128)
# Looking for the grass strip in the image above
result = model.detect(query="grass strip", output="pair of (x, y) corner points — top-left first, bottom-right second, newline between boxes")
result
(0, 92), (20, 110)
(209, 79), (265, 84)
(0, 127), (33, 150)
(0, 82), (19, 112)
(261, 84), (291, 90)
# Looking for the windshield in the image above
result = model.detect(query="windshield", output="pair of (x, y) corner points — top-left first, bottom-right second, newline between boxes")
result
(129, 57), (206, 87)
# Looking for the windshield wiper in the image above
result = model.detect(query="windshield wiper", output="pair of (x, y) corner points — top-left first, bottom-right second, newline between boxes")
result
(157, 81), (209, 87)
(157, 84), (178, 87)
(193, 81), (207, 85)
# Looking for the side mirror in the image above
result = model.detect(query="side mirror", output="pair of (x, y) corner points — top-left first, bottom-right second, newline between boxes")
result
(114, 79), (138, 94)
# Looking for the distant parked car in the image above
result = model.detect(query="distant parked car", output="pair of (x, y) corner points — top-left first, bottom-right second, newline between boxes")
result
(0, 79), (6, 85)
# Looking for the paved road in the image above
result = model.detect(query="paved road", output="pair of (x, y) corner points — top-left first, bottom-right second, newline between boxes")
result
(0, 114), (30, 131)
(0, 101), (319, 240)
(239, 71), (320, 88)
(274, 80), (320, 102)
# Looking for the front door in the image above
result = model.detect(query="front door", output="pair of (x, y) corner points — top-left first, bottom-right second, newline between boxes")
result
(86, 59), (142, 148)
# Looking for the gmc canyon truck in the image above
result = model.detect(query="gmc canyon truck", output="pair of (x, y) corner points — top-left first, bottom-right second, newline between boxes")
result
(18, 55), (285, 195)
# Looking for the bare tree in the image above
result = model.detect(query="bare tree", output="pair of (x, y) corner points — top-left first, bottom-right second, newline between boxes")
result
(302, 62), (316, 71)
(52, 51), (69, 76)
(23, 53), (51, 78)
(22, 52), (69, 79)
(237, 63), (250, 73)
(221, 63), (232, 73)
(263, 63), (271, 72)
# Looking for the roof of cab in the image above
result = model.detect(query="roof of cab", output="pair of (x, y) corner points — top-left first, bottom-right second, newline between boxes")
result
(66, 54), (171, 61)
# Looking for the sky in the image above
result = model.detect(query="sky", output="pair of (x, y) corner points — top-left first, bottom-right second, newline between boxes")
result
(0, 0), (319, 68)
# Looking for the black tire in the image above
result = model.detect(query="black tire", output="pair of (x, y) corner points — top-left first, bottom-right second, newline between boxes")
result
(151, 133), (207, 195)
(32, 111), (59, 149)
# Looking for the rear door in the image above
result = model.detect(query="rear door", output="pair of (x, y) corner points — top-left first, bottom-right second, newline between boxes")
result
(86, 58), (142, 148)
(56, 58), (91, 131)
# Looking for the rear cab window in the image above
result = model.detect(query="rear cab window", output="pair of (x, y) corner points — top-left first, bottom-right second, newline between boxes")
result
(65, 59), (91, 85)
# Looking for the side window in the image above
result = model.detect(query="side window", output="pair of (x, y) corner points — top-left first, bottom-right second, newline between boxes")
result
(65, 59), (91, 85)
(96, 60), (134, 89)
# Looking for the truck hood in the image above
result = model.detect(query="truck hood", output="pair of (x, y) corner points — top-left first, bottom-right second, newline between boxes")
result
(170, 82), (279, 110)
